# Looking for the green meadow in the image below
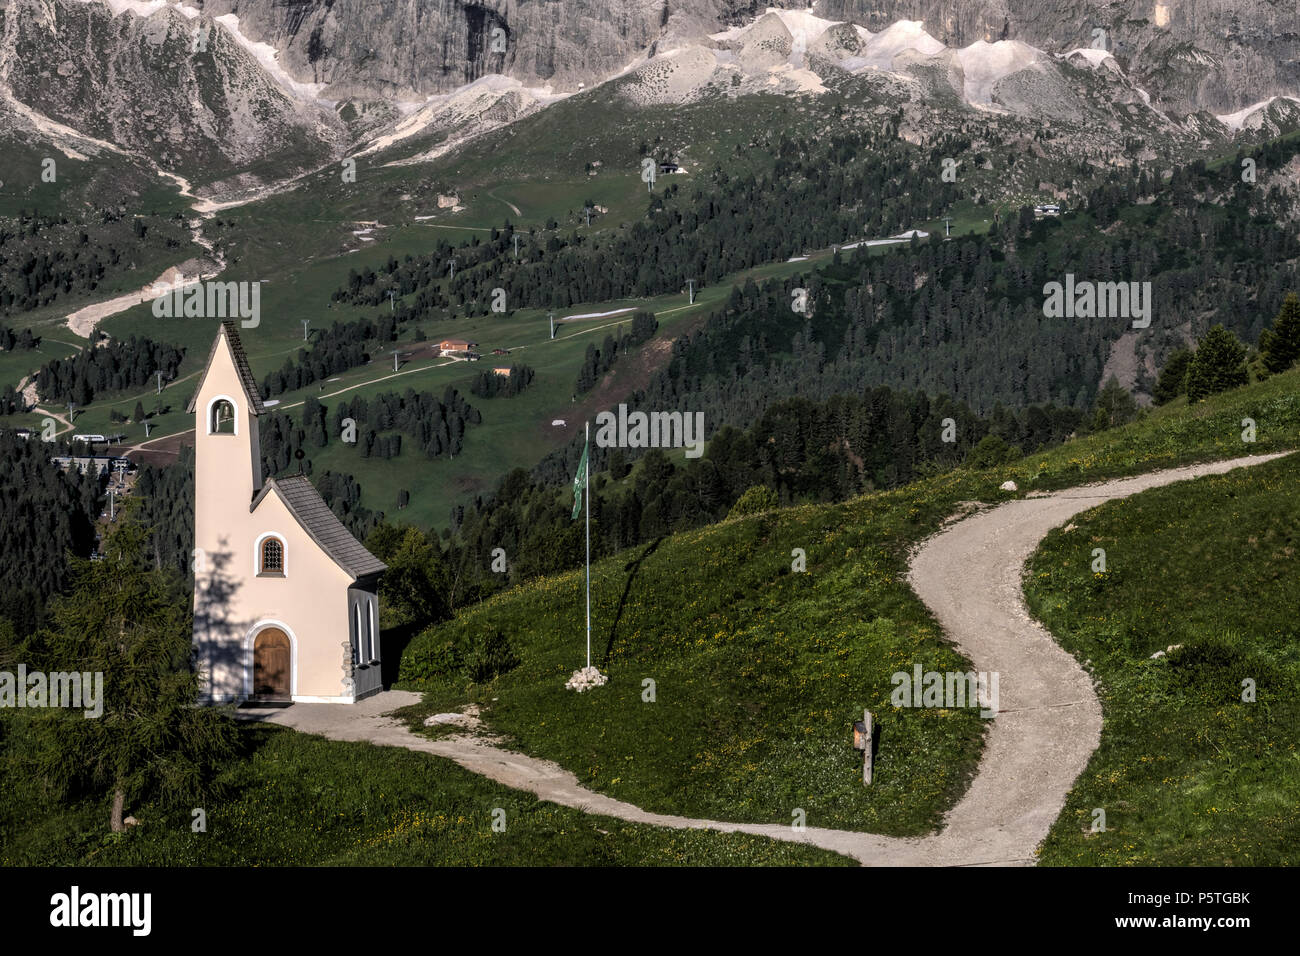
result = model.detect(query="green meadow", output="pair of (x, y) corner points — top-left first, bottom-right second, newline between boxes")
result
(397, 367), (1300, 836)
(0, 723), (850, 866)
(1028, 452), (1300, 865)
(399, 469), (998, 836)
(19, 183), (885, 527)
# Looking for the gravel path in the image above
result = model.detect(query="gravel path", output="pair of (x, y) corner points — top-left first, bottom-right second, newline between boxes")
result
(240, 453), (1288, 865)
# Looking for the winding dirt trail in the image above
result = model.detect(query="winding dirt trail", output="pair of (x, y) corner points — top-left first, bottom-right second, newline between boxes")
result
(486, 187), (522, 217)
(29, 406), (73, 438)
(240, 453), (1287, 865)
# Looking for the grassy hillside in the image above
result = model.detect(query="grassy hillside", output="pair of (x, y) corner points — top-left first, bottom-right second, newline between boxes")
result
(0, 723), (849, 866)
(400, 469), (995, 835)
(398, 367), (1300, 835)
(39, 250), (829, 527)
(0, 134), (189, 220)
(1004, 367), (1300, 489)
(20, 211), (920, 529)
(463, 363), (1300, 560)
(1027, 451), (1300, 865)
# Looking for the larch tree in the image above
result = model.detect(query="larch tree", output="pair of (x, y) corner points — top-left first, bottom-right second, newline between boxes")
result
(27, 510), (235, 833)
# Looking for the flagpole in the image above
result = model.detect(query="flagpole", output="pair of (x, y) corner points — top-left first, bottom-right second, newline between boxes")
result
(585, 420), (591, 669)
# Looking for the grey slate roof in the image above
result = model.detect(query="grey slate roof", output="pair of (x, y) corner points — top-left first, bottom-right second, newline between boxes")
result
(251, 475), (387, 579)
(185, 321), (265, 415)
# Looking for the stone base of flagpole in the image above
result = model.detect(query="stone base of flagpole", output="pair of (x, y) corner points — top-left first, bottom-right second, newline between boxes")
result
(565, 665), (607, 692)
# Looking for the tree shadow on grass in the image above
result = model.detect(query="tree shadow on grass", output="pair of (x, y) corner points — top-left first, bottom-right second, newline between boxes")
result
(600, 535), (664, 667)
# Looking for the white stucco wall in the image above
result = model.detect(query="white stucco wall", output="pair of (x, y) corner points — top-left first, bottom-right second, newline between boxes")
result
(191, 329), (370, 703)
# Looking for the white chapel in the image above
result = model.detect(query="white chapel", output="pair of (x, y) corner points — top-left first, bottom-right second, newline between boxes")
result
(190, 321), (386, 704)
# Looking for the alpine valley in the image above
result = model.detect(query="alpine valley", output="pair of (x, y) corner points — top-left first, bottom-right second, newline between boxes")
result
(1, 0), (1299, 875)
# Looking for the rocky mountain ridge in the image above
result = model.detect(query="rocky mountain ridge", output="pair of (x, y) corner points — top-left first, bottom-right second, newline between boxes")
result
(0, 0), (1295, 200)
(0, 0), (341, 186)
(130, 0), (1299, 114)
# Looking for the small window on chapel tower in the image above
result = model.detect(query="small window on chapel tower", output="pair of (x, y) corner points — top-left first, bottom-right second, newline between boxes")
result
(259, 537), (284, 576)
(211, 399), (236, 434)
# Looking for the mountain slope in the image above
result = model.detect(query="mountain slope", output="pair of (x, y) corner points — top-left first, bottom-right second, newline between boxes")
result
(118, 0), (1299, 115)
(1029, 449), (1300, 865)
(818, 0), (1300, 114)
(397, 367), (1300, 836)
(0, 0), (342, 188)
(5, 1), (1294, 210)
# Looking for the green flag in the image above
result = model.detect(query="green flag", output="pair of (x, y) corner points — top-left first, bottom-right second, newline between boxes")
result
(571, 439), (588, 520)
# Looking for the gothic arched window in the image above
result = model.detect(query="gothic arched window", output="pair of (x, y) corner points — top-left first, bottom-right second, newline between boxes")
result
(367, 599), (377, 663)
(354, 604), (363, 665)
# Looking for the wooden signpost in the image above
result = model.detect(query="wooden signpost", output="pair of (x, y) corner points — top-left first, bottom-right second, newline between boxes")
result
(852, 709), (873, 785)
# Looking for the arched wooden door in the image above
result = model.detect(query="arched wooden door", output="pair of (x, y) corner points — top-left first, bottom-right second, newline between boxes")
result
(253, 628), (291, 700)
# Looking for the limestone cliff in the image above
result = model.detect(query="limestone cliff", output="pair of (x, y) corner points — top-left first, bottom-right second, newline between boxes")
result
(0, 0), (341, 181)
(814, 0), (1299, 113)
(152, 0), (1297, 111)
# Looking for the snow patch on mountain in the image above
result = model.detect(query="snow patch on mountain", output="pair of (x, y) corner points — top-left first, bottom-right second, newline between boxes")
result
(89, 0), (200, 18)
(1064, 48), (1115, 68)
(1215, 96), (1300, 132)
(212, 14), (331, 103)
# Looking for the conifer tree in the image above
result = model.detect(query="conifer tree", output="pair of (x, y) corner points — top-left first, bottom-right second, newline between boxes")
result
(1090, 376), (1139, 431)
(1186, 325), (1248, 401)
(27, 511), (235, 832)
(1260, 292), (1300, 374)
(1153, 348), (1193, 404)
